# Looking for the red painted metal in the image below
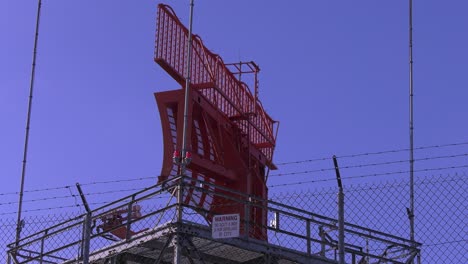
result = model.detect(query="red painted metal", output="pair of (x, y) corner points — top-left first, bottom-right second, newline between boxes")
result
(97, 205), (147, 240)
(154, 4), (278, 240)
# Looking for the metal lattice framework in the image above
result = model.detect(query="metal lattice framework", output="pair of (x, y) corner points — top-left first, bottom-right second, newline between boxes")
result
(154, 4), (278, 240)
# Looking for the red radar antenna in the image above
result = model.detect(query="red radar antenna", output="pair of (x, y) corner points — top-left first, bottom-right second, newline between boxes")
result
(154, 4), (279, 240)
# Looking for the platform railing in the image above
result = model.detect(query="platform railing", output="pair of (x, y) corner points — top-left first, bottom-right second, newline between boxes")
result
(7, 176), (420, 264)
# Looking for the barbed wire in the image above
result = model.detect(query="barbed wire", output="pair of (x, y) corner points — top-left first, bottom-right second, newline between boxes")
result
(0, 194), (170, 216)
(1, 163), (465, 204)
(0, 140), (465, 213)
(85, 187), (148, 196)
(0, 200), (121, 216)
(0, 204), (81, 216)
(79, 176), (157, 186)
(3, 159), (461, 200)
(268, 164), (468, 188)
(2, 172), (464, 216)
(270, 174), (466, 198)
(0, 187), (164, 207)
(2, 165), (464, 206)
(0, 185), (72, 197)
(3, 154), (464, 197)
(0, 176), (158, 197)
(276, 141), (468, 165)
(1, 140), (466, 197)
(270, 153), (468, 177)
(0, 217), (73, 227)
(0, 194), (75, 206)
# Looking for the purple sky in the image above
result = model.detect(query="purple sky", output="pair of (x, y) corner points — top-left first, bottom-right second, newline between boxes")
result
(1, 1), (467, 216)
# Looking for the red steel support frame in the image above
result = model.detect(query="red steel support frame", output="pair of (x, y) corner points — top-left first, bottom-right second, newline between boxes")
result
(154, 4), (278, 240)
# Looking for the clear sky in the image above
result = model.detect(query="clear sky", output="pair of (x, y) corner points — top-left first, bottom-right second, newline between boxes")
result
(0, 0), (467, 216)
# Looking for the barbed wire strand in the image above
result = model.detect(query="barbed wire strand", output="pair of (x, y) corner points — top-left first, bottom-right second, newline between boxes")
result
(270, 153), (468, 177)
(1, 158), (466, 203)
(2, 171), (465, 215)
(276, 141), (468, 165)
(0, 176), (158, 197)
(79, 176), (157, 186)
(0, 141), (465, 197)
(270, 175), (466, 197)
(0, 194), (171, 216)
(0, 187), (160, 206)
(268, 164), (468, 188)
(0, 200), (125, 216)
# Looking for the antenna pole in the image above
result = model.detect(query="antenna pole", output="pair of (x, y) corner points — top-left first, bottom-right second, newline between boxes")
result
(15, 0), (42, 246)
(180, 0), (195, 176)
(408, 0), (415, 243)
(174, 3), (195, 263)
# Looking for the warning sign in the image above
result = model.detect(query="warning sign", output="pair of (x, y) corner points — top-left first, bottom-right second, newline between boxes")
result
(212, 213), (240, 239)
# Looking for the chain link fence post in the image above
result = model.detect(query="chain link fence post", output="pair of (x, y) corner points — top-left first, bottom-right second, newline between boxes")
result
(338, 188), (345, 264)
(81, 213), (91, 264)
(333, 155), (345, 264)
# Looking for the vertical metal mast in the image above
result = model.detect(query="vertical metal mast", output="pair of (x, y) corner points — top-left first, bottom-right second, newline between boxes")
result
(408, 0), (415, 243)
(15, 0), (42, 246)
(174, 2), (195, 263)
(181, 0), (195, 176)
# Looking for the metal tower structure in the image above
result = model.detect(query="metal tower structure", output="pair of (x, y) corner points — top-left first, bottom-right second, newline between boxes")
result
(154, 4), (278, 240)
(6, 4), (421, 264)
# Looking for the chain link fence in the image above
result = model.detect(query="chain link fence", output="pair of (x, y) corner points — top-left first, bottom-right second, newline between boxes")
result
(270, 172), (467, 263)
(1, 172), (465, 263)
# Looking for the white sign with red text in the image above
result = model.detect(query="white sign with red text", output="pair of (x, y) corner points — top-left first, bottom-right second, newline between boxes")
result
(212, 213), (240, 239)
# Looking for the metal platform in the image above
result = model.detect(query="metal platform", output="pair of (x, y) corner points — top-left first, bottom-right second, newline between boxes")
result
(7, 176), (420, 264)
(77, 222), (333, 264)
